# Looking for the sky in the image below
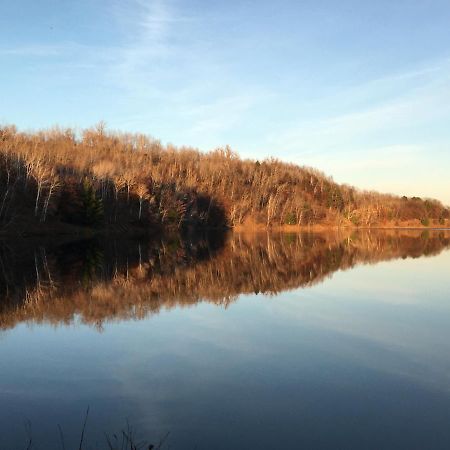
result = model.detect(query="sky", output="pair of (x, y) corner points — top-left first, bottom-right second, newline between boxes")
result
(1, 0), (450, 204)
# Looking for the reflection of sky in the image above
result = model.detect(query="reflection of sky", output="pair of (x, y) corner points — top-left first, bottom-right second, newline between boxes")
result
(1, 250), (450, 449)
(273, 251), (450, 389)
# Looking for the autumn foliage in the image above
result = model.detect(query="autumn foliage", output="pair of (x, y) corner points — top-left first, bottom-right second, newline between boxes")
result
(0, 123), (448, 233)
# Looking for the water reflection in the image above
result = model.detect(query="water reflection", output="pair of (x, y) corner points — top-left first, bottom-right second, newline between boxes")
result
(1, 230), (450, 450)
(1, 229), (449, 330)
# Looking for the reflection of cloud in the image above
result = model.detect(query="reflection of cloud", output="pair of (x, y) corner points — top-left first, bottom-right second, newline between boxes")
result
(108, 249), (450, 444)
(274, 250), (450, 392)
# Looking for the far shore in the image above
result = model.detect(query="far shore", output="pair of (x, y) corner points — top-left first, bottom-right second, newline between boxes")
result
(233, 222), (450, 233)
(0, 222), (449, 238)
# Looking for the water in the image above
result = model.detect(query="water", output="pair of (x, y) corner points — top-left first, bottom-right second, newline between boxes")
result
(0, 230), (450, 449)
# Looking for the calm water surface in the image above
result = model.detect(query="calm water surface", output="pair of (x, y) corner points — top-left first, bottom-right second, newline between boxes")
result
(0, 230), (450, 449)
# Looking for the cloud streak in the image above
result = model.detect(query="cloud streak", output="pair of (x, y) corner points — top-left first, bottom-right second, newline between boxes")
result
(1, 0), (449, 203)
(269, 58), (450, 154)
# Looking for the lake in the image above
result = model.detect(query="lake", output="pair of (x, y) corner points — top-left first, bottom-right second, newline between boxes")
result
(1, 230), (450, 449)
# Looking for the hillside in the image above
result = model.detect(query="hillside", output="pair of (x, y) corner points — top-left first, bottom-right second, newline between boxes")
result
(0, 124), (448, 234)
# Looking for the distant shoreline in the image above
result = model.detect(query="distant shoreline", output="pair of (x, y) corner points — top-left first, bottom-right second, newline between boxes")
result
(1, 223), (449, 239)
(232, 223), (450, 232)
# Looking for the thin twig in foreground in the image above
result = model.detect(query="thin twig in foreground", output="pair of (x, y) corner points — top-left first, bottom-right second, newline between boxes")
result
(57, 424), (66, 450)
(78, 406), (90, 450)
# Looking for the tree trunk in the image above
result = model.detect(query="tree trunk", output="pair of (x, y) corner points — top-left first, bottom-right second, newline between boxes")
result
(34, 183), (42, 217)
(41, 185), (54, 223)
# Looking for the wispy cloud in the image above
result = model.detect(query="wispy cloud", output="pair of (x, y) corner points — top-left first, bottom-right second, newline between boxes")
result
(183, 92), (270, 137)
(0, 0), (261, 142)
(2, 1), (449, 203)
(0, 44), (64, 57)
(269, 60), (450, 156)
(102, 0), (268, 144)
(257, 59), (450, 202)
(107, 0), (196, 93)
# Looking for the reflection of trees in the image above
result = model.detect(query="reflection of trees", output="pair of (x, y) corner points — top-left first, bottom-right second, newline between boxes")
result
(0, 230), (449, 330)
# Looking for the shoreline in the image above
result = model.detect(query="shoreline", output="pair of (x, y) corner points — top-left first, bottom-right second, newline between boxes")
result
(232, 224), (450, 232)
(1, 223), (449, 239)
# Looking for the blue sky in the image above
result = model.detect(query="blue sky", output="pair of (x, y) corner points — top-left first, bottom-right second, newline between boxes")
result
(1, 0), (450, 204)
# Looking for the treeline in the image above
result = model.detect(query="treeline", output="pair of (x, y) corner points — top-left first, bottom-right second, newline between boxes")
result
(1, 230), (449, 330)
(0, 123), (448, 233)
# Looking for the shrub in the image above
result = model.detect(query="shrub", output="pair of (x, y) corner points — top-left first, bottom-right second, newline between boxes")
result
(285, 212), (297, 225)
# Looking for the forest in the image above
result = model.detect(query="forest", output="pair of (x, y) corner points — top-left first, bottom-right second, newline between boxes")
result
(0, 123), (448, 235)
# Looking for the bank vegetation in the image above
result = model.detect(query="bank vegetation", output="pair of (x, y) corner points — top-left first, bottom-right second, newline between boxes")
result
(0, 124), (448, 234)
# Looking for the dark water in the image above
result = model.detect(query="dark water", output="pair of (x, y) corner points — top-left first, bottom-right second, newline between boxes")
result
(1, 230), (450, 449)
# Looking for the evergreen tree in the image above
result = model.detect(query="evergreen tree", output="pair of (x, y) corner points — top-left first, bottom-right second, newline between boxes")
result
(81, 179), (104, 226)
